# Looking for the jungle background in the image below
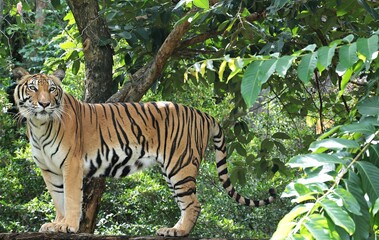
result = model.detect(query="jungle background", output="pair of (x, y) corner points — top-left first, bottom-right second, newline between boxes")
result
(1, 0), (379, 239)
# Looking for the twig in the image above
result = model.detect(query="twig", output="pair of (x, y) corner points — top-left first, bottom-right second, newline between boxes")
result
(314, 70), (324, 133)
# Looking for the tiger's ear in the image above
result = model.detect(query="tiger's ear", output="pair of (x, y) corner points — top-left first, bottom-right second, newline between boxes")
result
(12, 67), (29, 82)
(52, 69), (66, 82)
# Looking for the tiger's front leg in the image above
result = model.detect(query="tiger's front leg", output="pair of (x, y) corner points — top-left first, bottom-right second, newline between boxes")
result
(39, 170), (65, 232)
(40, 157), (83, 233)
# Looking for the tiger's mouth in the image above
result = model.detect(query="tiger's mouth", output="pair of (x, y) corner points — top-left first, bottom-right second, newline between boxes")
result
(34, 109), (54, 119)
(20, 105), (58, 121)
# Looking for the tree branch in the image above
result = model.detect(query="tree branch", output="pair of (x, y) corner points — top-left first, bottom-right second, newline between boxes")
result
(107, 16), (192, 103)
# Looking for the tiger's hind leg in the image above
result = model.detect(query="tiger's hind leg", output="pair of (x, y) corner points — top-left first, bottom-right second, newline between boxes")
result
(157, 175), (201, 237)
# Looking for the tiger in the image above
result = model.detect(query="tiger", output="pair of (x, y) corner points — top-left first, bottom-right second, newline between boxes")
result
(12, 67), (276, 237)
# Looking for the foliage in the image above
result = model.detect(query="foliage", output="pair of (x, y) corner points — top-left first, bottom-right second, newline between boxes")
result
(273, 96), (379, 239)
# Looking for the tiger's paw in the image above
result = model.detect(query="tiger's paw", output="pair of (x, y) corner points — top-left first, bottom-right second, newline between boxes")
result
(39, 222), (78, 233)
(156, 227), (189, 237)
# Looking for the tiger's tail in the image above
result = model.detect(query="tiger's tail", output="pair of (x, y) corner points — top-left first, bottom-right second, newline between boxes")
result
(212, 121), (276, 207)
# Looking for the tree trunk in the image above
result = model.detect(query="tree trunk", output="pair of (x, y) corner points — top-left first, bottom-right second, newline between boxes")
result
(66, 0), (116, 233)
(34, 0), (47, 38)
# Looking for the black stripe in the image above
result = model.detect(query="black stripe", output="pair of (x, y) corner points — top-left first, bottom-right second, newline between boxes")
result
(216, 157), (227, 168)
(218, 168), (228, 176)
(223, 179), (231, 189)
(59, 147), (71, 169)
(175, 188), (196, 198)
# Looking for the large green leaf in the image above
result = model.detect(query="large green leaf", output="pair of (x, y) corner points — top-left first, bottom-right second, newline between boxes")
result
(241, 61), (263, 107)
(357, 96), (379, 117)
(241, 59), (276, 107)
(309, 138), (360, 153)
(357, 35), (379, 62)
(333, 188), (361, 216)
(276, 55), (295, 77)
(297, 52), (317, 83)
(356, 161), (379, 202)
(337, 42), (358, 71)
(317, 44), (336, 73)
(260, 59), (277, 84)
(338, 67), (353, 97)
(304, 214), (333, 240)
(364, 144), (379, 167)
(341, 122), (376, 135)
(288, 153), (345, 168)
(345, 171), (370, 239)
(320, 199), (355, 235)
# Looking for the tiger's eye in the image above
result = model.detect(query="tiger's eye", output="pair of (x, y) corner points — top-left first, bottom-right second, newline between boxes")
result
(49, 86), (57, 92)
(28, 85), (37, 91)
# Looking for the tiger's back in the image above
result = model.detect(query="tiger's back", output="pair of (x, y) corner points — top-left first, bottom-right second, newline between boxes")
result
(13, 68), (276, 237)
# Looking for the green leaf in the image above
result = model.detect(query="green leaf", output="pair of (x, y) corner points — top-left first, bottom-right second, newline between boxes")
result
(373, 198), (379, 215)
(272, 203), (314, 239)
(235, 142), (247, 156)
(118, 31), (132, 40)
(193, 0), (209, 9)
(356, 161), (379, 202)
(272, 132), (291, 139)
(357, 35), (379, 62)
(317, 45), (336, 73)
(338, 67), (353, 97)
(302, 44), (317, 52)
(230, 166), (246, 185)
(274, 141), (287, 154)
(320, 199), (355, 235)
(304, 214), (333, 240)
(260, 59), (277, 84)
(341, 122), (376, 135)
(338, 42), (358, 70)
(276, 56), (294, 77)
(261, 138), (275, 151)
(72, 60), (80, 75)
(318, 126), (341, 140)
(241, 61), (263, 107)
(297, 172), (334, 185)
(334, 188), (361, 216)
(309, 138), (359, 153)
(364, 144), (379, 167)
(337, 2), (357, 17)
(288, 153), (345, 168)
(357, 96), (379, 116)
(342, 34), (355, 43)
(60, 41), (76, 50)
(345, 171), (370, 239)
(294, 183), (311, 195)
(297, 52), (317, 83)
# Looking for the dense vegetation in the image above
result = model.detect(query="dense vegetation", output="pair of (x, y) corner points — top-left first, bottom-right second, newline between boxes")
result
(1, 0), (379, 238)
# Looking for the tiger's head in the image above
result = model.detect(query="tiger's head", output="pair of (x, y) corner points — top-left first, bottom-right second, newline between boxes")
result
(13, 68), (66, 122)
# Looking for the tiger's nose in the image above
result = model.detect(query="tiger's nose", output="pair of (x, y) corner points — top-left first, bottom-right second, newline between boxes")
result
(39, 102), (50, 108)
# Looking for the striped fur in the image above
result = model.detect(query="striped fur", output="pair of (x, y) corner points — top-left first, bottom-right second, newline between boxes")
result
(13, 69), (276, 237)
